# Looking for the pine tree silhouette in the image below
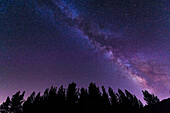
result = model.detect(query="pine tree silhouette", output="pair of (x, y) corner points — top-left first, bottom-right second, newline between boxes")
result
(88, 82), (102, 113)
(33, 92), (42, 113)
(142, 90), (160, 105)
(48, 86), (57, 112)
(125, 90), (143, 112)
(0, 97), (11, 113)
(78, 88), (88, 113)
(10, 91), (25, 113)
(57, 85), (66, 113)
(23, 92), (35, 113)
(101, 86), (110, 113)
(108, 87), (118, 112)
(0, 82), (163, 113)
(117, 89), (128, 113)
(66, 82), (78, 113)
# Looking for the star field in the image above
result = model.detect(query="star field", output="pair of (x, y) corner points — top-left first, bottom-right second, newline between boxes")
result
(0, 0), (169, 103)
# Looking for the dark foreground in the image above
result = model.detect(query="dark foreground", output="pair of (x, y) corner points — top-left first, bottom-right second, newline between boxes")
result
(0, 82), (168, 113)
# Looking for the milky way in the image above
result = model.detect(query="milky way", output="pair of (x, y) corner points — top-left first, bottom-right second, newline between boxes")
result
(0, 0), (169, 103)
(36, 0), (170, 96)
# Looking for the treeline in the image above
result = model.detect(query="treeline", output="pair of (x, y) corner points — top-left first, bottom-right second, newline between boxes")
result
(0, 82), (160, 113)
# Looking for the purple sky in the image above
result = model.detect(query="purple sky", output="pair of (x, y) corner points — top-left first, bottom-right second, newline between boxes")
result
(0, 0), (169, 103)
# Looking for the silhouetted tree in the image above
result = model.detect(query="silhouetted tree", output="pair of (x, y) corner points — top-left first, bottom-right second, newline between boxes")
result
(117, 89), (126, 103)
(0, 97), (11, 113)
(23, 92), (35, 113)
(133, 95), (143, 109)
(66, 82), (78, 113)
(125, 90), (143, 112)
(101, 86), (110, 112)
(108, 87), (118, 112)
(67, 82), (78, 104)
(10, 91), (25, 113)
(142, 90), (160, 105)
(33, 92), (42, 113)
(34, 92), (41, 103)
(40, 87), (57, 113)
(0, 82), (149, 113)
(43, 88), (49, 100)
(47, 86), (57, 112)
(117, 89), (129, 113)
(78, 88), (88, 113)
(57, 85), (66, 112)
(88, 82), (102, 113)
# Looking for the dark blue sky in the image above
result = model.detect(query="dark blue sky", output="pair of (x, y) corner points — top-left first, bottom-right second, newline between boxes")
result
(0, 0), (169, 103)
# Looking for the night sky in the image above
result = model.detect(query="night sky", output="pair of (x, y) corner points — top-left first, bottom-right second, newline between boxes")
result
(0, 0), (169, 103)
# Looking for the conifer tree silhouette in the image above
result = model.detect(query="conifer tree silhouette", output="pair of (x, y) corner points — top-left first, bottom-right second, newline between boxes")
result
(0, 96), (11, 113)
(108, 87), (118, 112)
(57, 85), (66, 113)
(10, 91), (25, 113)
(66, 82), (78, 113)
(33, 92), (42, 113)
(133, 95), (143, 109)
(101, 86), (110, 112)
(79, 88), (88, 113)
(117, 89), (130, 113)
(0, 82), (154, 113)
(125, 90), (143, 112)
(41, 86), (57, 113)
(48, 86), (57, 112)
(23, 92), (35, 113)
(88, 82), (102, 113)
(142, 90), (160, 105)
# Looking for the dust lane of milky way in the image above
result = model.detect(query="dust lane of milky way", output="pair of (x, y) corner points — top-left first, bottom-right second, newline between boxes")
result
(0, 0), (170, 103)
(36, 0), (170, 96)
